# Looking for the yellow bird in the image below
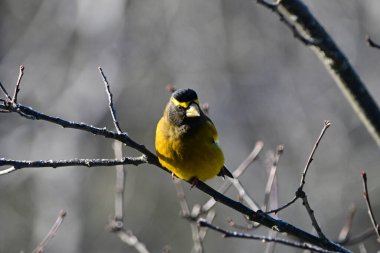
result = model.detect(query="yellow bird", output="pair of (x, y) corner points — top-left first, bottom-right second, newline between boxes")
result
(155, 88), (233, 182)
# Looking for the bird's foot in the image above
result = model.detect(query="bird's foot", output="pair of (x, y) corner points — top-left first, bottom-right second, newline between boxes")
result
(190, 177), (199, 189)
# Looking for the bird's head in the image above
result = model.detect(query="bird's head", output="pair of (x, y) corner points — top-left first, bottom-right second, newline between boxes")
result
(166, 88), (202, 126)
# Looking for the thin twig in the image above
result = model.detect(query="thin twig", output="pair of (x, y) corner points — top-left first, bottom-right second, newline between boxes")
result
(361, 172), (380, 242)
(202, 141), (263, 212)
(32, 210), (67, 253)
(265, 229), (278, 253)
(265, 122), (331, 239)
(12, 65), (25, 103)
(0, 156), (146, 175)
(174, 178), (191, 217)
(264, 148), (281, 253)
(173, 179), (204, 253)
(297, 121), (332, 240)
(337, 204), (356, 244)
(341, 228), (376, 246)
(266, 196), (298, 215)
(0, 102), (159, 164)
(190, 222), (203, 253)
(267, 121), (330, 214)
(0, 81), (12, 100)
(98, 67), (123, 134)
(166, 84), (177, 93)
(112, 142), (126, 222)
(262, 145), (284, 212)
(226, 217), (253, 231)
(300, 120), (331, 189)
(107, 143), (149, 253)
(301, 194), (326, 239)
(358, 243), (368, 253)
(234, 179), (261, 211)
(365, 35), (380, 50)
(100, 66), (126, 221)
(198, 219), (336, 253)
(114, 229), (150, 253)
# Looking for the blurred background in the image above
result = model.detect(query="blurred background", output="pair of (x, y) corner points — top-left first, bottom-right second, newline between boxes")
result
(0, 0), (379, 252)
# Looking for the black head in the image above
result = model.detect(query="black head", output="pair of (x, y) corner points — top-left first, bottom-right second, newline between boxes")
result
(166, 89), (203, 127)
(172, 89), (198, 103)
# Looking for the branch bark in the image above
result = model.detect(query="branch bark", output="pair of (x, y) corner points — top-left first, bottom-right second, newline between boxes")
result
(0, 100), (352, 252)
(260, 0), (380, 147)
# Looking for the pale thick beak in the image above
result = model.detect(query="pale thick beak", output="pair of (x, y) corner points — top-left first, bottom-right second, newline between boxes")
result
(186, 104), (200, 117)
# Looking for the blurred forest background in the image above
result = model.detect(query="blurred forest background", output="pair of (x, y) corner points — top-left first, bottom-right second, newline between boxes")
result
(0, 0), (379, 252)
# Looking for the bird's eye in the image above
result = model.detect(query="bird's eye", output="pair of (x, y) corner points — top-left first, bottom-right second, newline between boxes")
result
(176, 105), (184, 110)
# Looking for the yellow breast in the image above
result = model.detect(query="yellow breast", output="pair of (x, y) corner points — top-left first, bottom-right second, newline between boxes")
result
(155, 117), (224, 181)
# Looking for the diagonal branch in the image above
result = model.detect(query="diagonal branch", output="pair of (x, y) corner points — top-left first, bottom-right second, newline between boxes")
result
(32, 210), (67, 253)
(202, 141), (263, 213)
(337, 204), (356, 244)
(265, 121), (331, 239)
(98, 67), (124, 134)
(299, 120), (331, 189)
(361, 172), (380, 242)
(262, 145), (284, 212)
(12, 65), (25, 103)
(0, 81), (12, 101)
(267, 121), (330, 214)
(340, 228), (376, 246)
(366, 35), (380, 50)
(256, 0), (318, 46)
(258, 0), (380, 147)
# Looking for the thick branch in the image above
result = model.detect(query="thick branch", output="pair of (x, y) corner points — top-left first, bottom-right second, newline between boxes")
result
(260, 0), (380, 147)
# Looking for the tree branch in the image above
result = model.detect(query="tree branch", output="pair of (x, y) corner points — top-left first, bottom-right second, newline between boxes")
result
(262, 145), (283, 212)
(0, 156), (146, 175)
(266, 121), (330, 215)
(0, 83), (351, 252)
(361, 172), (380, 243)
(366, 35), (380, 50)
(337, 204), (356, 244)
(258, 0), (380, 147)
(12, 65), (25, 103)
(201, 141), (263, 213)
(198, 219), (336, 253)
(98, 67), (124, 134)
(32, 210), (67, 253)
(0, 101), (159, 165)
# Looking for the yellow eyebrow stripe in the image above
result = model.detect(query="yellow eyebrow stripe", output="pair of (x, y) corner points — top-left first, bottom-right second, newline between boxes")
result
(171, 97), (199, 108)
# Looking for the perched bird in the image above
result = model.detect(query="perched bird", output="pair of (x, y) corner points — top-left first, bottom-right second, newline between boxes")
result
(155, 88), (233, 183)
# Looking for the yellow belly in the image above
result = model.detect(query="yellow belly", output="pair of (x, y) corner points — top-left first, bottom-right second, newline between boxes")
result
(155, 118), (224, 181)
